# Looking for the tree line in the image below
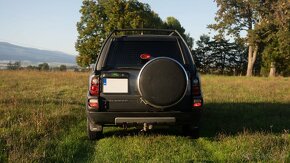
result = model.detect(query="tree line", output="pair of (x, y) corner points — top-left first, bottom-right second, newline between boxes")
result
(5, 61), (68, 71)
(193, 35), (248, 75)
(76, 0), (289, 77)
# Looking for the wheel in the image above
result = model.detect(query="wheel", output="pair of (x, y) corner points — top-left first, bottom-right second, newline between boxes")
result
(182, 125), (199, 139)
(87, 119), (103, 140)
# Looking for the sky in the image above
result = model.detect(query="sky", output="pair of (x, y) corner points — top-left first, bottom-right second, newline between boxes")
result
(0, 0), (217, 56)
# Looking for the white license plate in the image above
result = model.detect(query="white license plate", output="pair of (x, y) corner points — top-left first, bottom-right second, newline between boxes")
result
(102, 78), (128, 93)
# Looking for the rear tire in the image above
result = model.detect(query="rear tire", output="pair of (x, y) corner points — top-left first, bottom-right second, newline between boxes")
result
(182, 125), (199, 139)
(87, 119), (103, 140)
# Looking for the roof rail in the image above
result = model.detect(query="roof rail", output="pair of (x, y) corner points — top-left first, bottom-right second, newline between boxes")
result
(108, 28), (182, 37)
(114, 28), (176, 33)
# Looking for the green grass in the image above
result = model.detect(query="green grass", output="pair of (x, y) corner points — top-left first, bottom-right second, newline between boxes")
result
(0, 71), (289, 162)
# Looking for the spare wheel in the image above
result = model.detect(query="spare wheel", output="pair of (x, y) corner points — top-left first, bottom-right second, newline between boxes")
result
(137, 57), (188, 108)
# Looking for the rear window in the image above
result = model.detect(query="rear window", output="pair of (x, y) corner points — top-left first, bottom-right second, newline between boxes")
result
(105, 41), (184, 68)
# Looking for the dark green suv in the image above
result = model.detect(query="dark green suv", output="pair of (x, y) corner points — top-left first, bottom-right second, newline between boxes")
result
(86, 29), (203, 140)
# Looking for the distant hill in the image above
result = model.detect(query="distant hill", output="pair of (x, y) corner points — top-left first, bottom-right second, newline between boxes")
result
(0, 42), (76, 66)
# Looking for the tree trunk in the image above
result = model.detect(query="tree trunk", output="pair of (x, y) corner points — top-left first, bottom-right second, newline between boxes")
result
(246, 45), (253, 76)
(246, 45), (258, 76)
(269, 62), (276, 77)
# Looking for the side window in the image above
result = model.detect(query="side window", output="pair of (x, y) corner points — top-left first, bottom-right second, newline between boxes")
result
(96, 39), (112, 70)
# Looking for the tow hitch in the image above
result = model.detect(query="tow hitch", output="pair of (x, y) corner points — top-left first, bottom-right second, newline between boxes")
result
(141, 123), (153, 132)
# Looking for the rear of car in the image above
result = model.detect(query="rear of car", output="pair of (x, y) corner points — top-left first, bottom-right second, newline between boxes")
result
(86, 29), (203, 140)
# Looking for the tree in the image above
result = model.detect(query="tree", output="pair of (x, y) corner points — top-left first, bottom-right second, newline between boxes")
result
(38, 63), (49, 71)
(100, 0), (164, 31)
(210, 0), (289, 77)
(75, 1), (106, 67)
(164, 17), (194, 49)
(208, 0), (261, 76)
(255, 0), (290, 76)
(76, 0), (163, 67)
(59, 65), (67, 71)
(193, 34), (247, 75)
(27, 65), (38, 70)
(75, 0), (193, 67)
(193, 35), (211, 73)
(7, 61), (21, 70)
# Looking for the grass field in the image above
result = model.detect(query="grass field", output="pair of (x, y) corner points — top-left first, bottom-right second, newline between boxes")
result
(0, 71), (289, 162)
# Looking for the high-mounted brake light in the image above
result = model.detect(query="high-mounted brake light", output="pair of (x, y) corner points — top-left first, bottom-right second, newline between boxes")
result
(140, 53), (151, 60)
(90, 76), (100, 96)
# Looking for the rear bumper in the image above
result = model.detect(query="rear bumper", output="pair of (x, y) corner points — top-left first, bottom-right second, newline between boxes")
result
(87, 110), (201, 126)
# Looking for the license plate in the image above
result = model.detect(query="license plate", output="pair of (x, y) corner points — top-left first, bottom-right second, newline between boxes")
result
(102, 78), (128, 93)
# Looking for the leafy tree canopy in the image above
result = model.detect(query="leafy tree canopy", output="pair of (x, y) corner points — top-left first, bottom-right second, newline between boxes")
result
(255, 0), (290, 76)
(76, 0), (192, 67)
(209, 0), (289, 76)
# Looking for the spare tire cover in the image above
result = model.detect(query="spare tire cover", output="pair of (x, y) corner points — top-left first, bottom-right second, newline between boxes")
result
(137, 57), (188, 108)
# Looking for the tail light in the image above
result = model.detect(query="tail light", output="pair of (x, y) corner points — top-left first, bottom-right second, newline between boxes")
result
(193, 99), (202, 108)
(88, 99), (99, 109)
(192, 78), (202, 108)
(90, 76), (99, 96)
(192, 79), (201, 96)
(192, 86), (201, 96)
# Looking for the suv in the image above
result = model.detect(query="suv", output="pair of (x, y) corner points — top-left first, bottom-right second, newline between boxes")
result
(86, 29), (203, 140)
